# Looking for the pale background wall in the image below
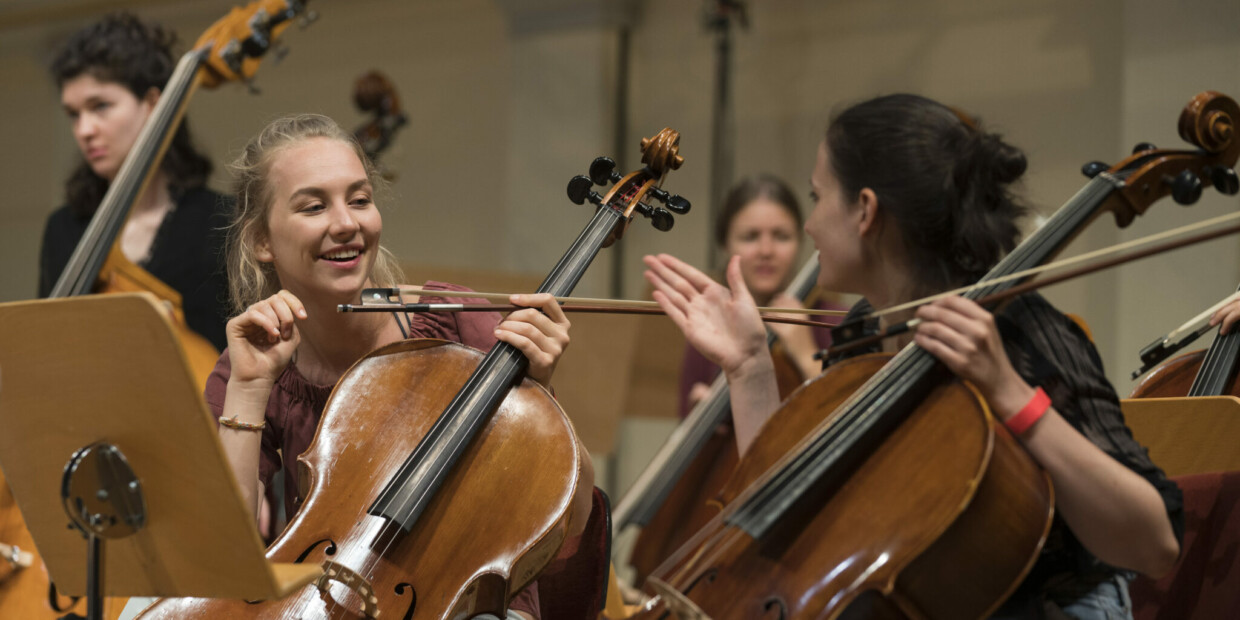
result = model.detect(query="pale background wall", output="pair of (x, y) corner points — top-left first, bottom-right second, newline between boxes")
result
(2, 0), (1239, 498)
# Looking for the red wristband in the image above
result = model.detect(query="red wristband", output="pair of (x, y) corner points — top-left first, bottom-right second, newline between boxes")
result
(1004, 387), (1050, 435)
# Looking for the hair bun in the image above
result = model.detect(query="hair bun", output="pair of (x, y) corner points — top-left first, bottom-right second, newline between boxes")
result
(989, 138), (1027, 184)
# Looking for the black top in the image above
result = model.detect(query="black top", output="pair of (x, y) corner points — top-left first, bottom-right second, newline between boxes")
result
(39, 186), (232, 351)
(830, 293), (1184, 614)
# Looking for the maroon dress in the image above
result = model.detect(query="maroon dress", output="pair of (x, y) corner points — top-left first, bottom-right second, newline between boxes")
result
(204, 281), (541, 616)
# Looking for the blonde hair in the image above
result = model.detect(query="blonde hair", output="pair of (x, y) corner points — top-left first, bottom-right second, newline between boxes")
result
(225, 113), (404, 314)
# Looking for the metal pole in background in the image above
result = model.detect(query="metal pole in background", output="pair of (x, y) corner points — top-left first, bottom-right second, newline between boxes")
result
(705, 0), (748, 271)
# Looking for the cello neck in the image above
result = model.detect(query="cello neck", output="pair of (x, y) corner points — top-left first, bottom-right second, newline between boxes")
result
(49, 49), (207, 299)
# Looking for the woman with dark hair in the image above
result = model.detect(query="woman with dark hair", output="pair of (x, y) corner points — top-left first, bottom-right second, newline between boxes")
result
(645, 94), (1182, 618)
(678, 174), (844, 416)
(39, 12), (230, 350)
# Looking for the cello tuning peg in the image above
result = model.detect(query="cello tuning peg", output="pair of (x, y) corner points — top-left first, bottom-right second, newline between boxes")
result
(1132, 142), (1158, 154)
(663, 194), (690, 215)
(636, 203), (674, 231)
(644, 186), (691, 215)
(588, 157), (620, 186)
(1210, 167), (1240, 195)
(567, 175), (600, 205)
(1080, 161), (1109, 179)
(1169, 169), (1203, 205)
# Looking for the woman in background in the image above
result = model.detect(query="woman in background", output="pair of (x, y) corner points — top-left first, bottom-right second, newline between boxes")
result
(40, 12), (230, 350)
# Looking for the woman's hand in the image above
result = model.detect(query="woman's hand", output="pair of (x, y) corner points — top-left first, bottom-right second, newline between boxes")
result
(912, 295), (1034, 419)
(1211, 297), (1240, 335)
(645, 253), (779, 457)
(644, 253), (769, 377)
(226, 290), (306, 387)
(496, 293), (571, 387)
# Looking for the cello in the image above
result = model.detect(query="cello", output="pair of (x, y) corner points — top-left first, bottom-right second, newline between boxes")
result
(615, 253), (827, 584)
(136, 129), (689, 619)
(0, 4), (310, 619)
(1131, 285), (1240, 398)
(628, 91), (1240, 619)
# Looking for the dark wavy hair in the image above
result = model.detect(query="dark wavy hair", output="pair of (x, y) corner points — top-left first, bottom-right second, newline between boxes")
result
(714, 174), (803, 248)
(826, 94), (1029, 291)
(51, 12), (212, 218)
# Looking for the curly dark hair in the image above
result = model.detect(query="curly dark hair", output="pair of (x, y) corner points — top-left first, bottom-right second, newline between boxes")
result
(826, 94), (1029, 291)
(51, 12), (212, 218)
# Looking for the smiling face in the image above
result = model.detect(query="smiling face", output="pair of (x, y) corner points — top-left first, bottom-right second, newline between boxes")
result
(61, 74), (155, 181)
(724, 198), (801, 301)
(255, 137), (382, 301)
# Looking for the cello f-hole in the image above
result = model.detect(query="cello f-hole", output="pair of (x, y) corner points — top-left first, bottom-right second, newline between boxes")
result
(762, 596), (788, 620)
(394, 582), (417, 620)
(294, 537), (338, 564)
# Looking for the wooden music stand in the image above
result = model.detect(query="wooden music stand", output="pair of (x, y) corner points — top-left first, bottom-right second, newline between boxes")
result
(0, 293), (321, 616)
(1122, 396), (1240, 476)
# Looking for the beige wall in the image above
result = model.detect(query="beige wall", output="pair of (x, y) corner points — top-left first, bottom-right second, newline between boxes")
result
(2, 0), (1239, 430)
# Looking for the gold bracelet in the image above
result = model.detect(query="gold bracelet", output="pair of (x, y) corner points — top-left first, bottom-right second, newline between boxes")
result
(219, 416), (266, 432)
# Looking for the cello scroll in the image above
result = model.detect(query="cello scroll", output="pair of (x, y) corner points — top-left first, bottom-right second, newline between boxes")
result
(566, 128), (691, 244)
(1092, 91), (1240, 227)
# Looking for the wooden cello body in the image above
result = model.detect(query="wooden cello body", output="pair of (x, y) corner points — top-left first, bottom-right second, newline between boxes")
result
(638, 355), (1052, 619)
(140, 340), (585, 619)
(625, 348), (805, 583)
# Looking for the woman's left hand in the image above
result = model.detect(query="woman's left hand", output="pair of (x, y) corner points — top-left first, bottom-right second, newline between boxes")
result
(496, 293), (571, 387)
(913, 295), (1034, 419)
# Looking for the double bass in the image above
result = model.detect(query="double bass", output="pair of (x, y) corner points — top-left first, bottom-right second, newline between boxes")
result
(628, 91), (1240, 619)
(137, 130), (690, 619)
(0, 3), (309, 619)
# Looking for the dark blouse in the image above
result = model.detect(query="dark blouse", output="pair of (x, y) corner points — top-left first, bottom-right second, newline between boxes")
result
(202, 281), (540, 617)
(830, 293), (1184, 613)
(39, 186), (232, 351)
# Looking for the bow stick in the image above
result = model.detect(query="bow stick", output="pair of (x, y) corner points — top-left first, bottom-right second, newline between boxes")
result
(828, 215), (1240, 357)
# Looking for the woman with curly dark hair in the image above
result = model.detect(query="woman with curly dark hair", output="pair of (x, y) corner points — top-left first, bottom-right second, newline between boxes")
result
(39, 12), (229, 350)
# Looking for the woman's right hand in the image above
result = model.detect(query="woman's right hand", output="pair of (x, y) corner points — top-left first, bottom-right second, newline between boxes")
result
(1210, 297), (1240, 335)
(226, 290), (306, 385)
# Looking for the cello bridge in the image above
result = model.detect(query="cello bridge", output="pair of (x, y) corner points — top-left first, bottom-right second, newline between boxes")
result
(316, 560), (381, 618)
